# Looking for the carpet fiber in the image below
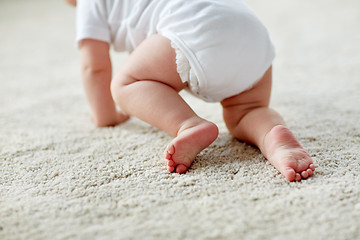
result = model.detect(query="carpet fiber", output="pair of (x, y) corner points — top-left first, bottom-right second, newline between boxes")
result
(1, 0), (359, 239)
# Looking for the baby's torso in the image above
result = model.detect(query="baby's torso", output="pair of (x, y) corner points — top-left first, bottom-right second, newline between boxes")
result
(104, 0), (163, 52)
(100, 0), (247, 52)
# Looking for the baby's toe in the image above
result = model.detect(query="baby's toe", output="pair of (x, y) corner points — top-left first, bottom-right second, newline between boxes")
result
(164, 151), (171, 160)
(283, 167), (296, 181)
(309, 164), (315, 171)
(166, 143), (175, 155)
(164, 144), (175, 160)
(295, 173), (302, 181)
(306, 168), (313, 176)
(167, 160), (175, 167)
(167, 166), (175, 173)
(175, 164), (188, 174)
(301, 170), (309, 179)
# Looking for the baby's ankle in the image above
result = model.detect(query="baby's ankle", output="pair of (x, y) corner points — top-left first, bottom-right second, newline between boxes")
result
(176, 117), (212, 136)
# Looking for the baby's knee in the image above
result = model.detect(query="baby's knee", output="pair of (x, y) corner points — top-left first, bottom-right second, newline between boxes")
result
(110, 71), (135, 101)
(222, 104), (248, 134)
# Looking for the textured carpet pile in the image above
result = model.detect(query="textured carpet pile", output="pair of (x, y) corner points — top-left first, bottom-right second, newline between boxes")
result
(0, 0), (359, 239)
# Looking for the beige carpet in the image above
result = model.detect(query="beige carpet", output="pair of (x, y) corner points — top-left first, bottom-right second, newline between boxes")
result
(1, 0), (359, 239)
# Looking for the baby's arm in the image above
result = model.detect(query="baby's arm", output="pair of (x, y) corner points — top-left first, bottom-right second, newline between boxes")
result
(80, 39), (127, 127)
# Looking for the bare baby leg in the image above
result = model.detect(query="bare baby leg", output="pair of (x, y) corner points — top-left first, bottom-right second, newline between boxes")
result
(110, 35), (218, 174)
(221, 67), (315, 181)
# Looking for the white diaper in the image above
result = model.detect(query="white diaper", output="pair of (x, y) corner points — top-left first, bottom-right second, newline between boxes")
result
(171, 42), (214, 101)
(163, 0), (275, 102)
(171, 38), (274, 102)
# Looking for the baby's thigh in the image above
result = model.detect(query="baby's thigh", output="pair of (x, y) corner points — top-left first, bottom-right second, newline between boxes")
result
(220, 67), (273, 125)
(114, 34), (185, 92)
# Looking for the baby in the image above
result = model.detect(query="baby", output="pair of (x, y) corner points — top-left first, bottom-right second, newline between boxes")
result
(66, 0), (315, 181)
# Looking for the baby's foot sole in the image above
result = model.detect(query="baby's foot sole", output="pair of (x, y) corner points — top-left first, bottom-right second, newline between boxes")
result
(265, 125), (315, 182)
(164, 121), (218, 174)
